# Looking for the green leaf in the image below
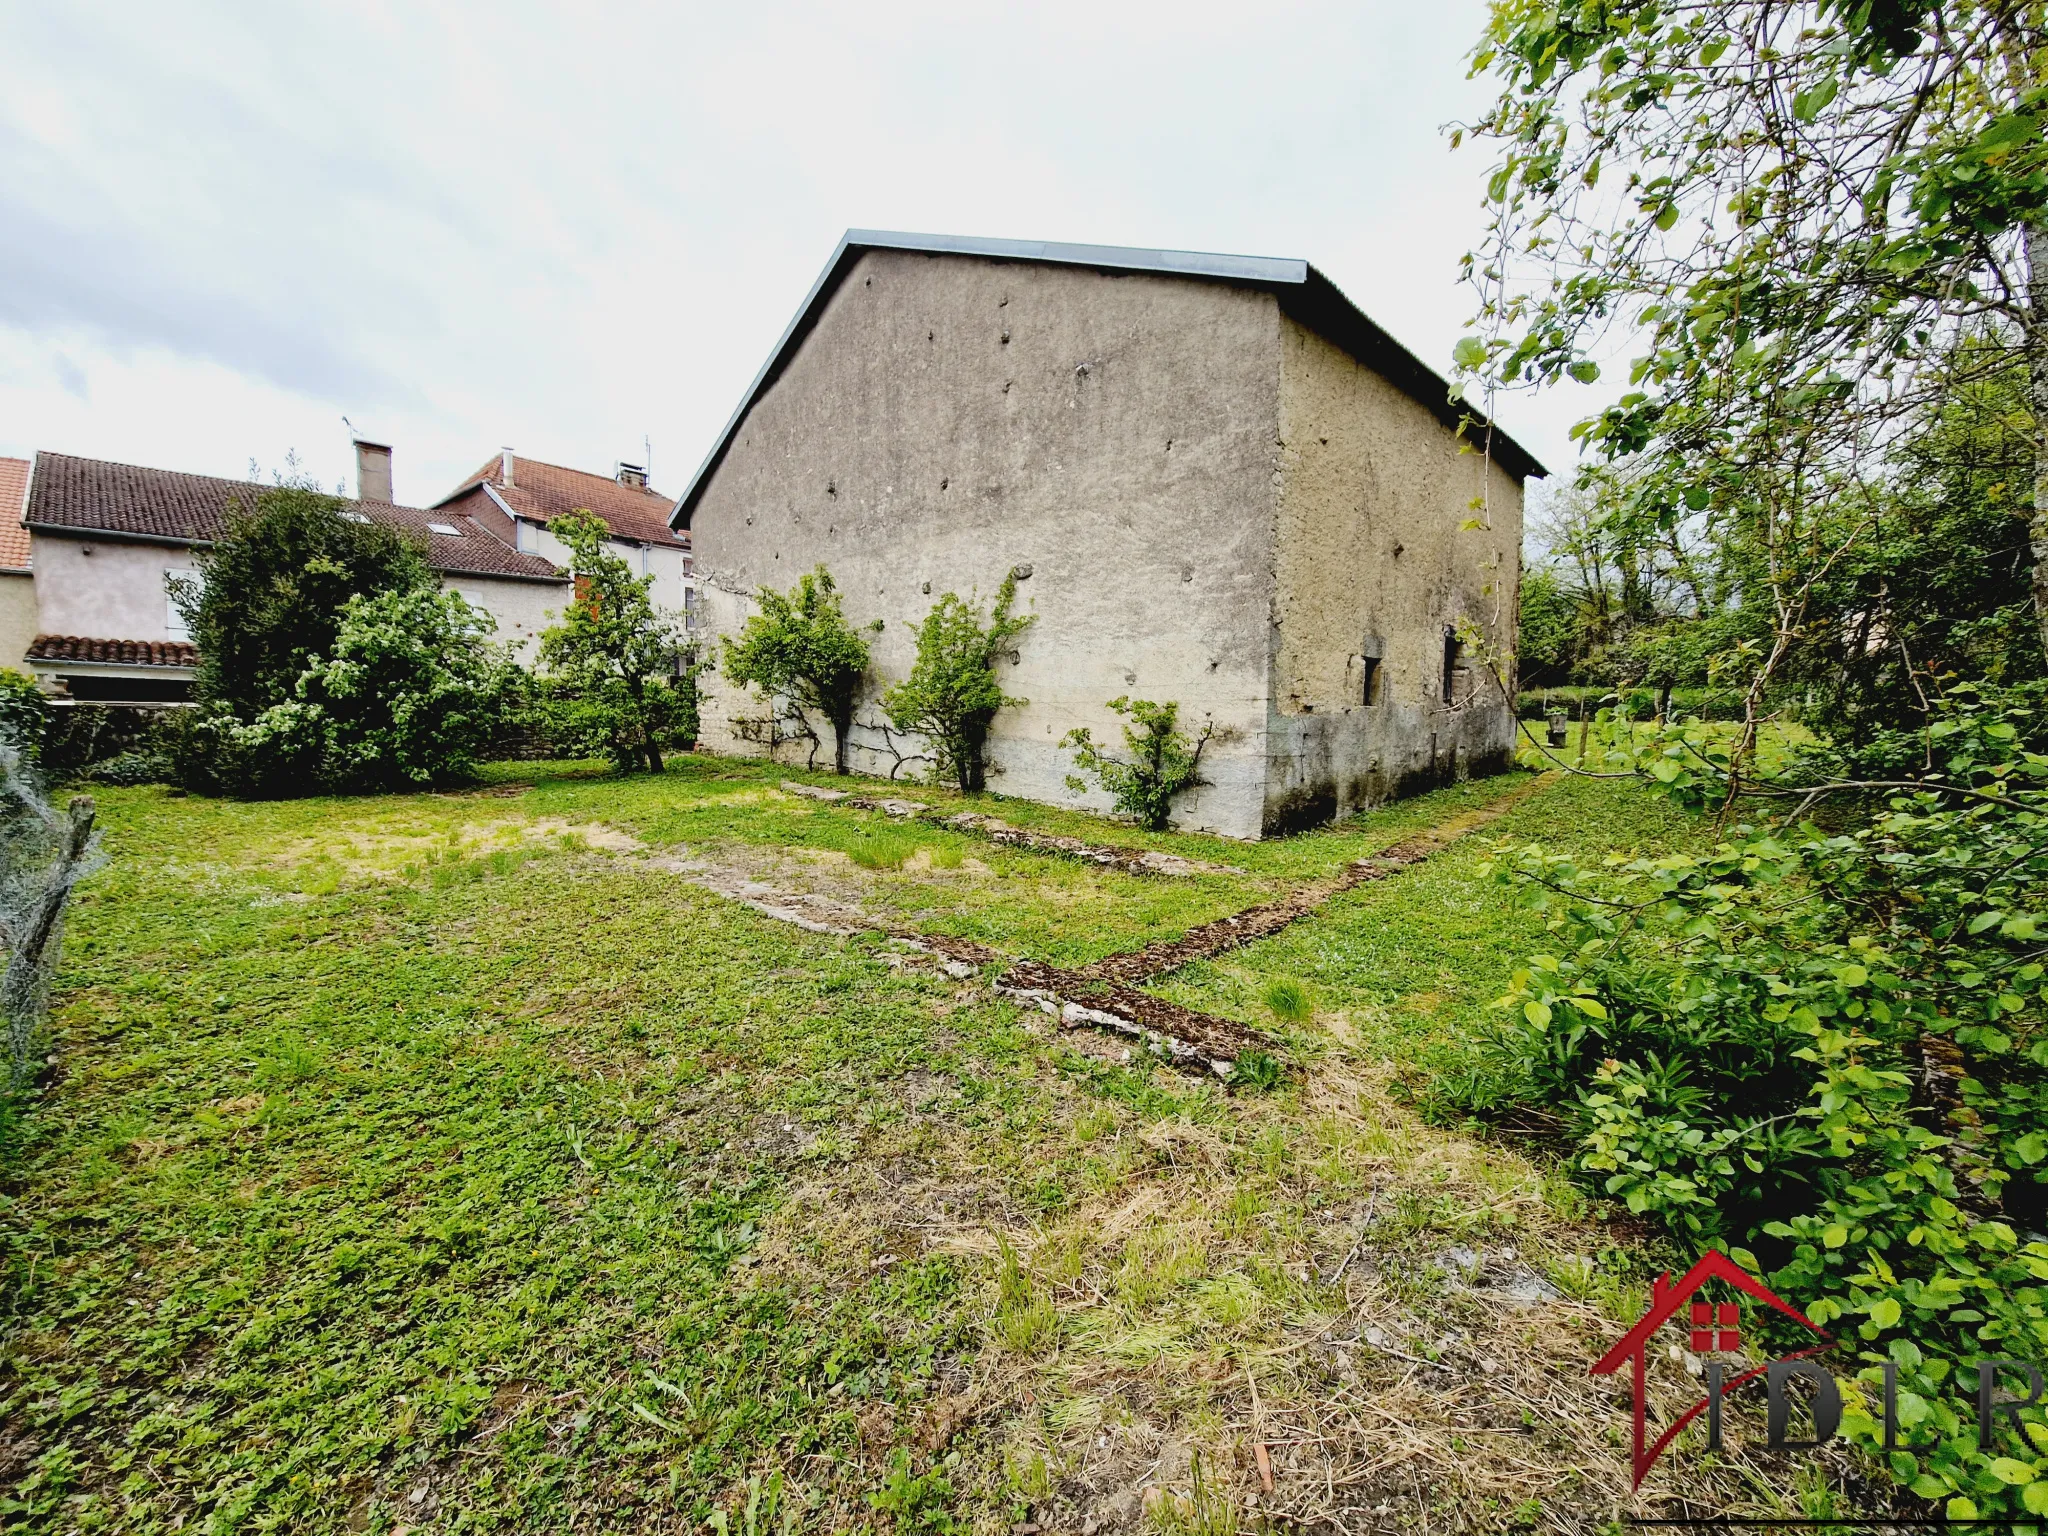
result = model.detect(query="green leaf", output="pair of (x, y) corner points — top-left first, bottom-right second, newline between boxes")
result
(1792, 75), (1839, 122)
(1567, 360), (1600, 384)
(1989, 1458), (2036, 1485)
(1868, 1296), (1901, 1328)
(1823, 1223), (1848, 1248)
(1524, 1001), (1553, 1028)
(1566, 995), (1609, 1020)
(1453, 336), (1487, 369)
(2024, 1480), (2048, 1515)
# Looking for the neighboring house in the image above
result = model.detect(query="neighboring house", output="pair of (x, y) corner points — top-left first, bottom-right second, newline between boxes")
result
(674, 230), (1546, 838)
(0, 458), (35, 673)
(20, 446), (571, 701)
(434, 452), (694, 627)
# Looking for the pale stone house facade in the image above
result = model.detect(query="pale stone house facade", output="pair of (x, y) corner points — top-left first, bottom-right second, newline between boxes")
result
(20, 447), (571, 700)
(0, 458), (37, 672)
(432, 452), (694, 625)
(674, 232), (1544, 838)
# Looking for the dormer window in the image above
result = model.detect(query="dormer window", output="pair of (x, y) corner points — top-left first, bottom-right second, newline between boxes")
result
(340, 509), (371, 524)
(427, 521), (461, 537)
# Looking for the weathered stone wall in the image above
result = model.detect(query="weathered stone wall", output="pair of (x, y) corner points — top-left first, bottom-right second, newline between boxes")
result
(691, 249), (1284, 838)
(1264, 317), (1523, 832)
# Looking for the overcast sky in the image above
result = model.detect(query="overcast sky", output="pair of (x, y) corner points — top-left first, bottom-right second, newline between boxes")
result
(0, 1), (1603, 512)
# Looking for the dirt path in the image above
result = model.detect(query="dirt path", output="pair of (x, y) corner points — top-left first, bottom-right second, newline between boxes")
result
(1078, 772), (1560, 987)
(649, 773), (1560, 1078)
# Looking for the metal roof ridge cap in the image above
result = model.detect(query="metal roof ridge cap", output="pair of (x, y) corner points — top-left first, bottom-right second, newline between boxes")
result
(842, 228), (1307, 285)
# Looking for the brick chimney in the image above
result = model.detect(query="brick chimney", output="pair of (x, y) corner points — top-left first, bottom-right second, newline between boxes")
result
(354, 439), (393, 504)
(616, 462), (648, 489)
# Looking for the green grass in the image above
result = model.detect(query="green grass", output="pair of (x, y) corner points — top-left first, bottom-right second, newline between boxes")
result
(0, 755), (1796, 1531)
(1148, 770), (1700, 1061)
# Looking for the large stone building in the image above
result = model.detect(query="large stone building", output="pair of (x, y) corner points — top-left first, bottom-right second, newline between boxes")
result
(675, 231), (1545, 838)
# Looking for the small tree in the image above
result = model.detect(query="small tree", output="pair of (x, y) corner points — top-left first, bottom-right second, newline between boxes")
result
(721, 567), (874, 774)
(178, 484), (432, 720)
(1062, 697), (1216, 831)
(883, 574), (1034, 794)
(538, 511), (684, 775)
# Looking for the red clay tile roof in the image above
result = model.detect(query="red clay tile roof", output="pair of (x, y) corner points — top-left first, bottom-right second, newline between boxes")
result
(27, 635), (199, 669)
(25, 452), (568, 583)
(0, 458), (29, 571)
(438, 454), (688, 548)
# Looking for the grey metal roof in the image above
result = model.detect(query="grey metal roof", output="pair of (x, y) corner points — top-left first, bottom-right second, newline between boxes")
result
(669, 229), (1546, 528)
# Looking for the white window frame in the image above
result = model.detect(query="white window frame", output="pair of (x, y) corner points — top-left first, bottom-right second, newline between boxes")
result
(166, 568), (201, 639)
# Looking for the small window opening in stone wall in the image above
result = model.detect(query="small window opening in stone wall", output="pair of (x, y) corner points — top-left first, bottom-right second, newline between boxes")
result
(1442, 630), (1463, 704)
(1360, 656), (1381, 706)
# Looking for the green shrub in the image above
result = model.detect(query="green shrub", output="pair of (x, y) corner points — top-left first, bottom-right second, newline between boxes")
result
(292, 587), (515, 789)
(0, 670), (47, 762)
(179, 482), (432, 721)
(1457, 685), (2048, 1517)
(178, 589), (513, 796)
(883, 573), (1034, 794)
(85, 751), (170, 787)
(1062, 697), (1217, 830)
(43, 705), (181, 784)
(722, 567), (873, 774)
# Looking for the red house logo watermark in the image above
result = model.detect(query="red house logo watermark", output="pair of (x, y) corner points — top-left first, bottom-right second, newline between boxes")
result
(1590, 1251), (1833, 1489)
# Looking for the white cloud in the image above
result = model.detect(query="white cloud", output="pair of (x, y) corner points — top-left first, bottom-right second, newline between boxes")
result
(0, 0), (1603, 505)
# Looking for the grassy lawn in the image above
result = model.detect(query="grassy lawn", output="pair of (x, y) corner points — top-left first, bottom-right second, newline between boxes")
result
(2, 756), (1846, 1534)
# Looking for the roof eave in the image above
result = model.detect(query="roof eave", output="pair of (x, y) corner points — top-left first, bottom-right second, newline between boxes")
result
(438, 567), (571, 586)
(27, 521), (213, 551)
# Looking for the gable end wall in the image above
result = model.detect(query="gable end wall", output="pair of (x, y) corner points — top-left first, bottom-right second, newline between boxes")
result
(690, 249), (1283, 836)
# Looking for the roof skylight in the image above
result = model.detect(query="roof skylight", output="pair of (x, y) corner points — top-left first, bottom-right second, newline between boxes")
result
(427, 521), (462, 536)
